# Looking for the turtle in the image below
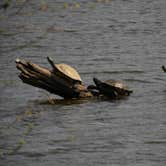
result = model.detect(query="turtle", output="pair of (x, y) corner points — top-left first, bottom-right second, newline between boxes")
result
(162, 65), (166, 72)
(47, 57), (82, 84)
(53, 64), (94, 98)
(47, 57), (93, 98)
(54, 63), (82, 83)
(90, 77), (133, 98)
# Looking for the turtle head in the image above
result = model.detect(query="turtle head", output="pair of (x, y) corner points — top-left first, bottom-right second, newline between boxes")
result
(93, 77), (103, 86)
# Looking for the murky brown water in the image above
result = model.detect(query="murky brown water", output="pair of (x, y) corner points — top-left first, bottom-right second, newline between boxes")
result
(0, 0), (166, 165)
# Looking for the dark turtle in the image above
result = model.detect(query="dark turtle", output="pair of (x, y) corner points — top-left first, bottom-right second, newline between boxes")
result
(92, 77), (133, 98)
(162, 65), (166, 72)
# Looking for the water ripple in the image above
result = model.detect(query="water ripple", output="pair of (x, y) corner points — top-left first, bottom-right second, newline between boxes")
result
(81, 70), (145, 75)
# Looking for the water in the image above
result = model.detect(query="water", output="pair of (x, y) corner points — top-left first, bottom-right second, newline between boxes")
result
(0, 0), (166, 165)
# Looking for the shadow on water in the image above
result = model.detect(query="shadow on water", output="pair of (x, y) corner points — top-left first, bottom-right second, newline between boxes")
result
(36, 95), (131, 106)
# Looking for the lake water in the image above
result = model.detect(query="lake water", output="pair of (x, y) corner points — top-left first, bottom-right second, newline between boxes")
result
(0, 0), (166, 165)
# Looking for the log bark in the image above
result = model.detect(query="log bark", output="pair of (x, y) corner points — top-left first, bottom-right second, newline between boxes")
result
(15, 57), (92, 99)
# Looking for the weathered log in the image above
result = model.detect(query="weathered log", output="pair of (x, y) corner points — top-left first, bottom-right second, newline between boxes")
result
(16, 58), (93, 99)
(162, 65), (166, 72)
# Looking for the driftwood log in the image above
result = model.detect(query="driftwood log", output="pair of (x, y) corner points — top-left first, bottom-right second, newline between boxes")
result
(16, 57), (93, 99)
(162, 65), (166, 72)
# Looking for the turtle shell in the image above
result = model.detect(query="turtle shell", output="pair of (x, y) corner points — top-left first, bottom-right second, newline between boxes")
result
(54, 63), (82, 83)
(104, 80), (129, 90)
(93, 78), (132, 97)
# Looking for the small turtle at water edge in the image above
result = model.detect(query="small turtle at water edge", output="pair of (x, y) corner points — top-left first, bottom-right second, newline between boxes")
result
(88, 77), (133, 98)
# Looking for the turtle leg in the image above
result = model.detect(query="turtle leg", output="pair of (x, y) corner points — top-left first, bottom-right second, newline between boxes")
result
(124, 90), (133, 96)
